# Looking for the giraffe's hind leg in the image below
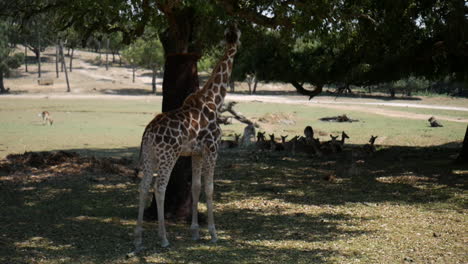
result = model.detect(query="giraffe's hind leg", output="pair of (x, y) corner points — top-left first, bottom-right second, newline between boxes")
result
(153, 154), (179, 248)
(133, 163), (153, 252)
(190, 155), (203, 240)
(154, 173), (170, 248)
(203, 151), (218, 243)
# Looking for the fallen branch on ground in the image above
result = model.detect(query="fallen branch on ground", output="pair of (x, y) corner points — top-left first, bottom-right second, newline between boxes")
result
(219, 101), (259, 128)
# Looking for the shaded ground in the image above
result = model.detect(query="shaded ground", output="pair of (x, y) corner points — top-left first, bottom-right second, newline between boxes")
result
(0, 145), (466, 264)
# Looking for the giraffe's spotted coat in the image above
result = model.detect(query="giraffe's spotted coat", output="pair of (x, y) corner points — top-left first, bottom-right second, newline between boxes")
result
(133, 26), (241, 251)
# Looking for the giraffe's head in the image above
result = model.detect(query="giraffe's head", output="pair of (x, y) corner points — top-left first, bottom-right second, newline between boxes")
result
(224, 24), (241, 46)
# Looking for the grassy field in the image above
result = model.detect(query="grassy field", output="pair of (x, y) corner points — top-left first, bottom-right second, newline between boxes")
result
(0, 96), (467, 264)
(0, 97), (467, 158)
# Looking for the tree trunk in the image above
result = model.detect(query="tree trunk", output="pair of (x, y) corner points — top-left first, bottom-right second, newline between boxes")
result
(144, 54), (199, 222)
(59, 40), (71, 92)
(36, 52), (41, 78)
(55, 42), (59, 78)
(144, 5), (199, 222)
(105, 37), (109, 71)
(152, 67), (157, 94)
(455, 125), (468, 164)
(132, 62), (136, 83)
(24, 46), (28, 73)
(229, 80), (235, 92)
(0, 68), (6, 93)
(69, 48), (74, 72)
(252, 77), (259, 94)
(37, 25), (41, 78)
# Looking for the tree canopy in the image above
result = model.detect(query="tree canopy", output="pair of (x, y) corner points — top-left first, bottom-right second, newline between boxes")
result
(1, 0), (467, 94)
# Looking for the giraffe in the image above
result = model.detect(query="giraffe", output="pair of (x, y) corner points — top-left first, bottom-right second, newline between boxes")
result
(132, 25), (241, 252)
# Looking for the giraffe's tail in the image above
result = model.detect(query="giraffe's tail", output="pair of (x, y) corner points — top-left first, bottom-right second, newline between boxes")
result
(133, 139), (144, 181)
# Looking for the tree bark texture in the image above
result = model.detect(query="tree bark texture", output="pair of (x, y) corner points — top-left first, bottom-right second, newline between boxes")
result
(144, 53), (200, 221)
(37, 26), (41, 78)
(25, 46), (28, 73)
(0, 68), (6, 93)
(144, 4), (200, 222)
(69, 48), (74, 72)
(456, 125), (468, 164)
(59, 40), (71, 92)
(55, 42), (59, 78)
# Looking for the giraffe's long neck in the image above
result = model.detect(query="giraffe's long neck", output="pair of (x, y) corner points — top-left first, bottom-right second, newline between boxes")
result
(201, 43), (238, 111)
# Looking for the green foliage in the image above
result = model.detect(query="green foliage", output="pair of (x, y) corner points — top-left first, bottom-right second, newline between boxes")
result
(13, 14), (53, 57)
(121, 37), (164, 70)
(198, 53), (217, 73)
(108, 32), (123, 54)
(2, 0), (467, 94)
(0, 21), (23, 74)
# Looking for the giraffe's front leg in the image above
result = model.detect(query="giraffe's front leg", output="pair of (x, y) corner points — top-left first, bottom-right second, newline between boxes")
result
(203, 152), (218, 243)
(191, 155), (203, 241)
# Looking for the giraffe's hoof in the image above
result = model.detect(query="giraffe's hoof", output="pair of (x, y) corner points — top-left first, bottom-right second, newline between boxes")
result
(127, 246), (145, 258)
(161, 240), (170, 248)
(191, 230), (200, 241)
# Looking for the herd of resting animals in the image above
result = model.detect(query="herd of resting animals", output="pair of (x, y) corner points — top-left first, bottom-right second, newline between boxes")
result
(128, 25), (382, 255)
(220, 126), (379, 157)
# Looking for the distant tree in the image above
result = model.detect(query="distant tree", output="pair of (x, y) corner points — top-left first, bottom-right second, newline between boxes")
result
(62, 28), (81, 72)
(14, 14), (53, 78)
(122, 35), (164, 93)
(0, 21), (23, 93)
(108, 32), (124, 65)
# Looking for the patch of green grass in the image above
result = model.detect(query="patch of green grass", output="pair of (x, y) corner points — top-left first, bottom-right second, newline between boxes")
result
(373, 105), (468, 120)
(228, 101), (466, 146)
(1, 97), (466, 160)
(0, 97), (162, 159)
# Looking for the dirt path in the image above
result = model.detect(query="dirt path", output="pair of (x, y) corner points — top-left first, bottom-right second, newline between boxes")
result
(227, 94), (468, 123)
(4, 47), (468, 123)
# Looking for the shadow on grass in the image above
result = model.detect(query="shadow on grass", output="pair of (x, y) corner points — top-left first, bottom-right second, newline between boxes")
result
(0, 143), (466, 263)
(217, 144), (466, 207)
(100, 89), (160, 96)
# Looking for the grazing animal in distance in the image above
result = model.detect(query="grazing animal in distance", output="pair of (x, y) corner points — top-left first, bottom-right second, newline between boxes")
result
(40, 111), (53, 126)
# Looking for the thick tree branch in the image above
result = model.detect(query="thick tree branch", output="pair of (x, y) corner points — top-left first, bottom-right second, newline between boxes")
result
(219, 101), (259, 127)
(217, 0), (293, 29)
(290, 81), (323, 100)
